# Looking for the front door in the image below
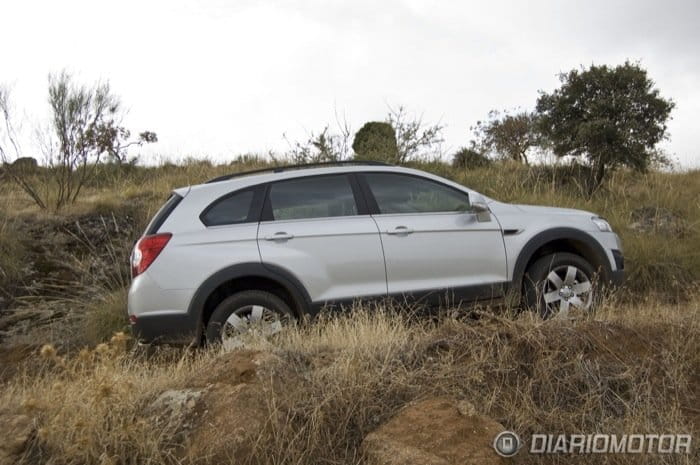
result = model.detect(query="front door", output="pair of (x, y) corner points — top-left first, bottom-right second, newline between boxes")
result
(360, 172), (507, 304)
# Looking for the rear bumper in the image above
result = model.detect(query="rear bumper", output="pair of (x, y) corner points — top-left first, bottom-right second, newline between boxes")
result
(128, 271), (198, 344)
(130, 312), (199, 345)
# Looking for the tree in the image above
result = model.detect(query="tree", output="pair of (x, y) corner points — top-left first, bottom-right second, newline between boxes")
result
(285, 126), (350, 164)
(1, 86), (49, 208)
(536, 62), (674, 193)
(1, 72), (157, 210)
(352, 122), (398, 162)
(471, 110), (541, 164)
(284, 111), (352, 163)
(386, 105), (444, 163)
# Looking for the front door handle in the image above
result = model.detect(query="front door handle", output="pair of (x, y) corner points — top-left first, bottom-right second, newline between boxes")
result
(265, 232), (294, 241)
(386, 226), (414, 235)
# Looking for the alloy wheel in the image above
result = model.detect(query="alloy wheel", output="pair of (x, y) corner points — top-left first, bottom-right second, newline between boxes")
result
(541, 265), (593, 318)
(221, 304), (286, 350)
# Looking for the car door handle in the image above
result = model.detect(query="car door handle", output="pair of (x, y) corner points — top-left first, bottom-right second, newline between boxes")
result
(386, 226), (414, 235)
(265, 232), (294, 241)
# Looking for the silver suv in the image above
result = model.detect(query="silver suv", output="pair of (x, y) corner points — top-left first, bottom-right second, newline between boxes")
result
(128, 162), (624, 345)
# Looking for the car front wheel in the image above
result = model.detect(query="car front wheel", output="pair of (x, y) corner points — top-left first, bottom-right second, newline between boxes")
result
(523, 252), (599, 319)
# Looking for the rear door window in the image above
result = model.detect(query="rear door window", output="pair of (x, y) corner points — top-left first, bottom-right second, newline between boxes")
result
(268, 175), (358, 220)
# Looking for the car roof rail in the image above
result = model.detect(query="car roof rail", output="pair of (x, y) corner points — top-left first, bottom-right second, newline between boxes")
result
(205, 160), (392, 184)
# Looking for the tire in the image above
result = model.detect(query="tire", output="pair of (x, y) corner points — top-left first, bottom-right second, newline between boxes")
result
(205, 290), (294, 346)
(522, 252), (599, 319)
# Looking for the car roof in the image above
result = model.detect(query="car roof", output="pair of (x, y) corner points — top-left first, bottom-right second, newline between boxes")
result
(173, 162), (478, 199)
(204, 161), (390, 183)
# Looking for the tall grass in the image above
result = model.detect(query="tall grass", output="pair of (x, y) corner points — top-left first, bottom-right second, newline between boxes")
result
(47, 161), (700, 298)
(2, 299), (697, 464)
(0, 213), (27, 305)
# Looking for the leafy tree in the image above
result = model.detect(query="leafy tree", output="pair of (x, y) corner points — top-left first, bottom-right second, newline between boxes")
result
(536, 62), (674, 193)
(452, 145), (491, 169)
(352, 121), (398, 162)
(471, 110), (541, 164)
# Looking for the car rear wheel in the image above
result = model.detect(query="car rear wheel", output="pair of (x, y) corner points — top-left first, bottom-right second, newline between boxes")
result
(523, 252), (599, 319)
(206, 290), (294, 349)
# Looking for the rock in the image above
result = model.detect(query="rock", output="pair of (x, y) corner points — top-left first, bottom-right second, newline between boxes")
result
(629, 206), (686, 236)
(144, 351), (279, 462)
(147, 389), (204, 427)
(363, 398), (506, 465)
(0, 412), (34, 465)
(146, 388), (206, 448)
(185, 382), (268, 463)
(183, 351), (280, 462)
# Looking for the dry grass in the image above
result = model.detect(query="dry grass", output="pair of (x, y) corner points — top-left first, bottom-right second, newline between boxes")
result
(0, 212), (27, 300)
(1, 159), (699, 464)
(2, 298), (697, 464)
(6, 159), (698, 298)
(79, 288), (129, 347)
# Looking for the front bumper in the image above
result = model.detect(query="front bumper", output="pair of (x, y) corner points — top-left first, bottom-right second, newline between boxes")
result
(608, 248), (625, 286)
(609, 269), (625, 286)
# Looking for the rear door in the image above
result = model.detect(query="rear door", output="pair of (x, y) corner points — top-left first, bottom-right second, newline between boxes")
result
(257, 173), (387, 305)
(359, 172), (507, 304)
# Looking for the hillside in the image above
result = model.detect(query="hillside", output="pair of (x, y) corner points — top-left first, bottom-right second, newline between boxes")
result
(0, 160), (698, 464)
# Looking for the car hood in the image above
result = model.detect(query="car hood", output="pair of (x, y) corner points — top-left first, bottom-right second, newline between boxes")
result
(487, 201), (596, 218)
(511, 204), (595, 217)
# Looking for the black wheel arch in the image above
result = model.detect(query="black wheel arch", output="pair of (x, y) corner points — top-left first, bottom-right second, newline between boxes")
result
(187, 262), (312, 339)
(511, 228), (613, 293)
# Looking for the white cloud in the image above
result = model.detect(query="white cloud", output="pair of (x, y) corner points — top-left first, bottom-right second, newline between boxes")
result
(1, 0), (698, 166)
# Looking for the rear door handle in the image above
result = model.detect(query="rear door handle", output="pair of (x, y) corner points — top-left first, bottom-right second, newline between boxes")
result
(265, 232), (294, 241)
(386, 226), (414, 235)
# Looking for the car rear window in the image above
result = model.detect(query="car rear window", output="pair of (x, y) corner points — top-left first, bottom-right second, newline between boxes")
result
(145, 193), (182, 234)
(200, 189), (256, 226)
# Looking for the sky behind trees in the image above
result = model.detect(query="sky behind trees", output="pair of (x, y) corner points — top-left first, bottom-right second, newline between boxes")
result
(1, 0), (699, 166)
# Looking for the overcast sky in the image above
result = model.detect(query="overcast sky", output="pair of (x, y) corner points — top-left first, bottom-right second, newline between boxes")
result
(1, 0), (699, 167)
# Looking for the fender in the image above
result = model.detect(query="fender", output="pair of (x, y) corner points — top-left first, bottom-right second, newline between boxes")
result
(186, 262), (313, 328)
(511, 227), (613, 290)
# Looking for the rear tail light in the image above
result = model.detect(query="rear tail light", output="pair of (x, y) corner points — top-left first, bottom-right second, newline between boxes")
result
(131, 233), (172, 278)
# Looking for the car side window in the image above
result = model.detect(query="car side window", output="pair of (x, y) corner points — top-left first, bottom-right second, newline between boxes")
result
(268, 175), (358, 220)
(200, 189), (255, 226)
(364, 173), (471, 214)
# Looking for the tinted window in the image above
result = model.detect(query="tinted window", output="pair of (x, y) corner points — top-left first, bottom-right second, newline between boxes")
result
(364, 173), (470, 214)
(201, 189), (255, 226)
(269, 175), (358, 220)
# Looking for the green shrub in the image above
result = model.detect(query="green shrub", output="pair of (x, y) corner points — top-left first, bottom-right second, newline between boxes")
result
(352, 122), (398, 162)
(452, 147), (491, 169)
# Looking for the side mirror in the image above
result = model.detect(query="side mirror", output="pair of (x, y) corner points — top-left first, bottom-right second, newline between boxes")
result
(470, 194), (491, 222)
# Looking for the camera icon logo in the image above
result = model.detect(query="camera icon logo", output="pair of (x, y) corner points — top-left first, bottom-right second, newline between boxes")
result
(493, 431), (521, 457)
